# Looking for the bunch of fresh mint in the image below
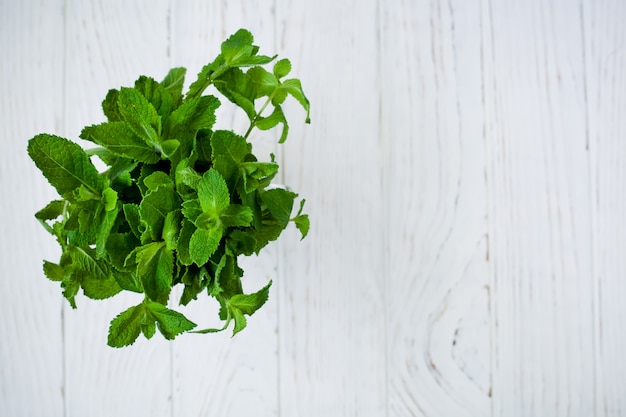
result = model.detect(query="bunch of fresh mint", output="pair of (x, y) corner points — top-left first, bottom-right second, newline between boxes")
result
(27, 29), (310, 347)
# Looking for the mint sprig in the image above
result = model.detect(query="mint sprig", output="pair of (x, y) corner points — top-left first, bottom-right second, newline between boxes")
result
(28, 28), (310, 348)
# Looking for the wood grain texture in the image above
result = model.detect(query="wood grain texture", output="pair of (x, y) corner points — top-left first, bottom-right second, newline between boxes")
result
(62, 1), (174, 416)
(170, 2), (280, 416)
(277, 0), (387, 415)
(3, 1), (626, 416)
(583, 1), (626, 416)
(483, 1), (595, 416)
(0, 0), (66, 416)
(381, 1), (490, 415)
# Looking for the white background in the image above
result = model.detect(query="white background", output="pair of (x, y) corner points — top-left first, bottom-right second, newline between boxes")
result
(1, 0), (625, 416)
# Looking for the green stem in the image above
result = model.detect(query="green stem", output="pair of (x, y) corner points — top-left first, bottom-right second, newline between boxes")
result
(244, 91), (276, 139)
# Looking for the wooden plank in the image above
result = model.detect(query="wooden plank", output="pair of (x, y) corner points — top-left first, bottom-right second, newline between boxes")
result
(276, 1), (387, 415)
(169, 2), (281, 416)
(583, 1), (626, 416)
(381, 1), (490, 415)
(0, 0), (66, 415)
(483, 1), (595, 415)
(62, 1), (174, 416)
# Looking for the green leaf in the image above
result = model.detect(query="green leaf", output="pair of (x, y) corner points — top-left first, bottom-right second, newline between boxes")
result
(247, 66), (278, 97)
(108, 157), (138, 187)
(108, 303), (146, 348)
(123, 204), (142, 239)
(179, 265), (211, 305)
(142, 320), (156, 340)
(281, 79), (311, 123)
(176, 219), (196, 266)
(181, 199), (203, 223)
(175, 158), (202, 191)
(35, 200), (65, 221)
(28, 134), (104, 197)
(35, 200), (65, 234)
(215, 252), (243, 297)
(139, 183), (179, 242)
(261, 188), (296, 227)
(43, 260), (64, 282)
(240, 161), (279, 193)
(105, 232), (140, 272)
(273, 58), (292, 79)
(161, 67), (186, 104)
(255, 105), (289, 143)
(221, 29), (276, 68)
(102, 89), (123, 122)
(229, 280), (271, 315)
(212, 68), (256, 119)
(81, 122), (160, 164)
(293, 215), (309, 239)
(227, 229), (257, 256)
(162, 209), (182, 250)
(146, 302), (196, 339)
(186, 59), (221, 99)
(135, 241), (173, 302)
(197, 169), (230, 215)
(221, 205), (253, 228)
(189, 227), (222, 266)
(292, 199), (309, 239)
(117, 87), (161, 146)
(142, 171), (172, 192)
(228, 281), (272, 336)
(65, 246), (122, 299)
(231, 307), (247, 336)
(95, 202), (118, 258)
(163, 95), (220, 161)
(210, 130), (251, 181)
(134, 75), (173, 121)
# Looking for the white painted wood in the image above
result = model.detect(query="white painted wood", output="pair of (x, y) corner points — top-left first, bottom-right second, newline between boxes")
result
(2, 1), (626, 416)
(483, 1), (595, 416)
(381, 1), (490, 415)
(62, 1), (174, 416)
(169, 2), (280, 416)
(277, 1), (387, 415)
(0, 0), (66, 415)
(583, 1), (626, 416)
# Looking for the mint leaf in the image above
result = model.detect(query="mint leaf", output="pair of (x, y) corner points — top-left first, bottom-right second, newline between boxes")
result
(273, 59), (292, 79)
(28, 134), (104, 197)
(139, 183), (179, 242)
(281, 79), (311, 123)
(162, 209), (182, 250)
(213, 68), (257, 120)
(118, 87), (161, 146)
(189, 227), (222, 266)
(81, 122), (161, 164)
(197, 169), (230, 215)
(227, 281), (271, 336)
(176, 219), (196, 266)
(134, 75), (173, 121)
(255, 105), (289, 143)
(163, 95), (220, 161)
(108, 303), (146, 348)
(102, 89), (123, 121)
(248, 66), (278, 97)
(134, 242), (173, 302)
(43, 260), (64, 282)
(161, 67), (186, 104)
(210, 130), (251, 181)
(229, 280), (271, 315)
(146, 302), (196, 339)
(221, 29), (276, 67)
(221, 205), (253, 227)
(261, 188), (296, 227)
